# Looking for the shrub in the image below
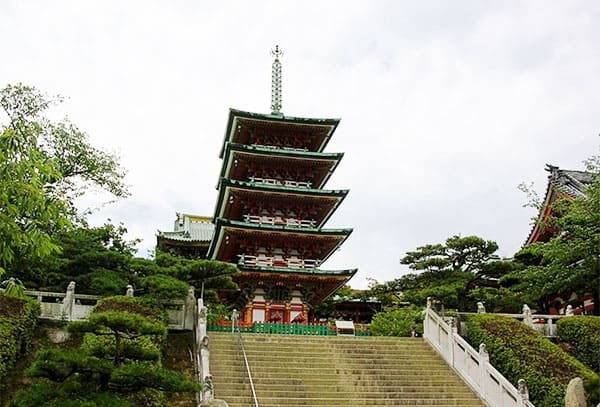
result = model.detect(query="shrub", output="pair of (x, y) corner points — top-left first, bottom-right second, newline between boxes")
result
(370, 306), (423, 337)
(0, 295), (40, 383)
(9, 381), (134, 407)
(207, 302), (232, 325)
(110, 361), (199, 393)
(465, 314), (599, 407)
(93, 296), (165, 323)
(557, 316), (600, 373)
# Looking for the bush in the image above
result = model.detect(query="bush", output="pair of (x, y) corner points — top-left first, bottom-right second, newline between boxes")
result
(370, 306), (423, 337)
(110, 362), (199, 393)
(557, 316), (600, 373)
(9, 381), (134, 407)
(0, 295), (40, 383)
(94, 296), (165, 324)
(465, 314), (599, 407)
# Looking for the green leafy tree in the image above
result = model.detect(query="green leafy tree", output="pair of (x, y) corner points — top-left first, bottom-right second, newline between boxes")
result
(372, 235), (518, 311)
(370, 305), (424, 337)
(12, 223), (137, 293)
(506, 156), (600, 315)
(134, 251), (239, 302)
(0, 84), (128, 277)
(12, 223), (238, 301)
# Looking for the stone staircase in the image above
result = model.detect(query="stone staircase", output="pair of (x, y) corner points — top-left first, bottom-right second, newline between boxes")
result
(208, 332), (486, 406)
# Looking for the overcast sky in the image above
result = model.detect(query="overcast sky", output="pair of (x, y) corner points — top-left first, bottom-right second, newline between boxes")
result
(1, 1), (598, 289)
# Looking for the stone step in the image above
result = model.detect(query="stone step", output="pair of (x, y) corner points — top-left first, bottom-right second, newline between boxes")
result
(210, 349), (443, 358)
(212, 374), (465, 385)
(212, 383), (475, 392)
(212, 388), (478, 398)
(218, 396), (484, 406)
(209, 333), (428, 345)
(214, 355), (447, 371)
(212, 376), (469, 385)
(212, 367), (456, 376)
(210, 337), (432, 346)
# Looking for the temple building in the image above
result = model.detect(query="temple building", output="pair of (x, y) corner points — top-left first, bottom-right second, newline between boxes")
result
(206, 47), (357, 324)
(157, 213), (214, 258)
(523, 164), (595, 314)
(525, 164), (594, 245)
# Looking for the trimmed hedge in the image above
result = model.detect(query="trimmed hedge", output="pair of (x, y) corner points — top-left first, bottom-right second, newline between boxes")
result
(557, 316), (600, 373)
(465, 314), (599, 407)
(0, 295), (40, 384)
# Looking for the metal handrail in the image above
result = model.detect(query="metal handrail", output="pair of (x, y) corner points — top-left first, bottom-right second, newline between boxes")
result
(232, 310), (259, 407)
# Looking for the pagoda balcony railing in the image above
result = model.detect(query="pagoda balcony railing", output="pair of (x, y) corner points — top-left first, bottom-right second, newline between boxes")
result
(237, 254), (320, 269)
(243, 214), (316, 228)
(251, 143), (308, 152)
(249, 176), (312, 189)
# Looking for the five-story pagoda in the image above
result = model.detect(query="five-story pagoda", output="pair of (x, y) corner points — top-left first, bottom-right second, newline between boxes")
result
(208, 47), (356, 324)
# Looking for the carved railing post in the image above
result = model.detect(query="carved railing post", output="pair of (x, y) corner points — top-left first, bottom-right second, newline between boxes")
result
(478, 343), (489, 400)
(61, 281), (76, 321)
(183, 287), (196, 330)
(517, 379), (529, 406)
(522, 304), (533, 327)
(449, 321), (457, 366)
(231, 309), (239, 334)
(125, 284), (134, 297)
(197, 298), (212, 401)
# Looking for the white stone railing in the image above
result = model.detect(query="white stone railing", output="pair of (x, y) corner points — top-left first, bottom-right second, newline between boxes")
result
(237, 254), (319, 269)
(424, 301), (534, 407)
(24, 282), (197, 331)
(249, 176), (312, 189)
(458, 311), (567, 338)
(243, 214), (316, 228)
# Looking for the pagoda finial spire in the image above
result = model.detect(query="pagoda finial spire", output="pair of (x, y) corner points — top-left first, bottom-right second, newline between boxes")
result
(270, 45), (283, 115)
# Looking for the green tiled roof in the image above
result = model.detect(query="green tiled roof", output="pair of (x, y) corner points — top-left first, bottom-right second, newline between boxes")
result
(238, 265), (357, 277)
(218, 218), (352, 235)
(217, 178), (348, 198)
(157, 215), (214, 243)
(220, 108), (340, 158)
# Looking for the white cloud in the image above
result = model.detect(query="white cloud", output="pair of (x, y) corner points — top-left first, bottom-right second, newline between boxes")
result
(1, 0), (598, 288)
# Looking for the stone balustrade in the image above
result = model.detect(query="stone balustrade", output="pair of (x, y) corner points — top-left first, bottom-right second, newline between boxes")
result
(424, 300), (535, 407)
(24, 282), (197, 330)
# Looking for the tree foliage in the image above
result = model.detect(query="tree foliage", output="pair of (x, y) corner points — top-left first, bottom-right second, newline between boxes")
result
(13, 296), (198, 406)
(10, 223), (137, 293)
(10, 222), (238, 302)
(0, 84), (128, 276)
(370, 306), (424, 337)
(372, 235), (519, 311)
(136, 251), (239, 302)
(505, 156), (600, 315)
